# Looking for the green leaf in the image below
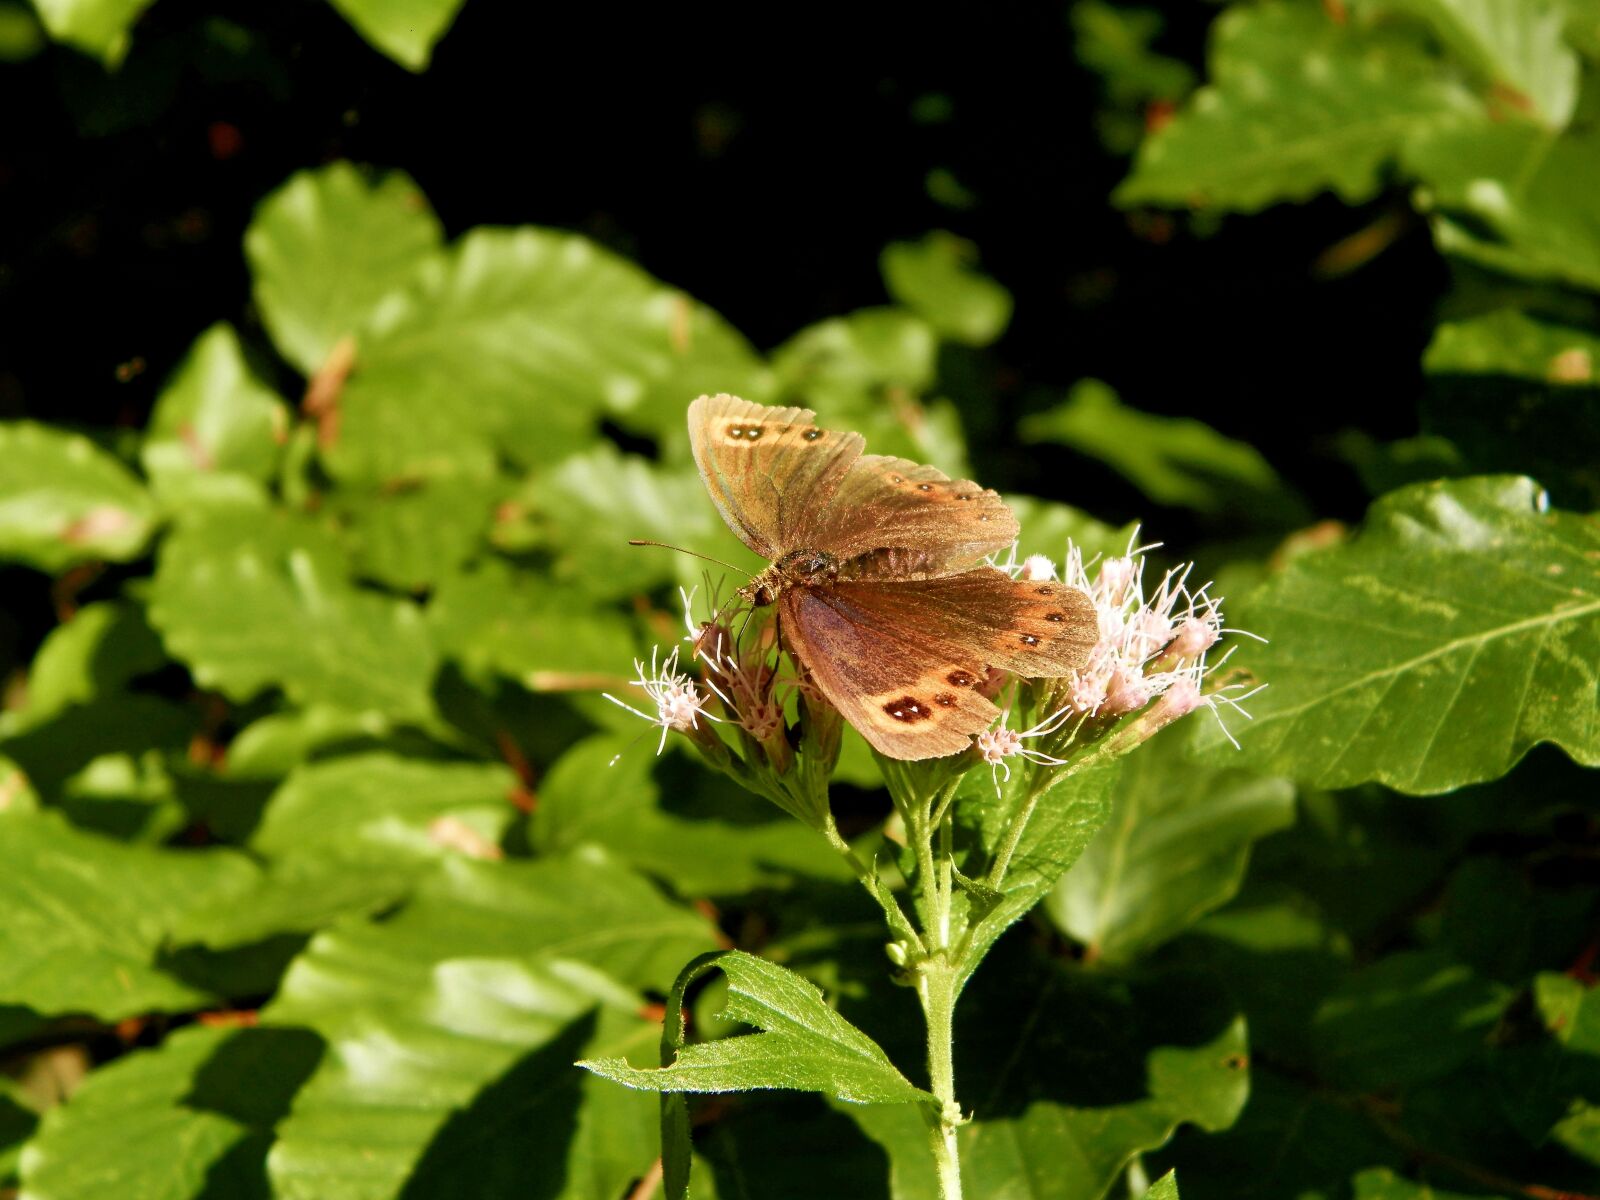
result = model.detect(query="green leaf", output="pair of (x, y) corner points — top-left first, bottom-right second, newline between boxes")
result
(1047, 725), (1295, 963)
(18, 1023), (320, 1200)
(528, 443), (759, 602)
(1421, 308), (1600, 509)
(0, 809), (256, 1019)
(535, 735), (848, 896)
(1021, 380), (1308, 522)
(1116, 1), (1479, 211)
(1313, 950), (1509, 1091)
(1004, 493), (1139, 563)
(326, 226), (761, 481)
(29, 0), (149, 64)
(704, 1096), (897, 1200)
(267, 958), (657, 1200)
(332, 472), (502, 593)
(956, 759), (1124, 990)
(1409, 122), (1600, 292)
(880, 232), (1013, 346)
(1073, 0), (1197, 153)
(1194, 476), (1600, 793)
(1354, 0), (1577, 125)
(148, 501), (438, 721)
(323, 0), (465, 71)
(244, 162), (444, 376)
(140, 323), (289, 507)
(177, 754), (519, 948)
(7, 599), (166, 727)
(428, 557), (636, 692)
(582, 949), (934, 1105)
(1143, 1171), (1182, 1200)
(0, 422), (155, 572)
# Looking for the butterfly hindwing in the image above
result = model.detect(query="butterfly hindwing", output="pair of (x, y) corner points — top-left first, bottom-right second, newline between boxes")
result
(687, 393), (864, 558)
(781, 569), (1098, 759)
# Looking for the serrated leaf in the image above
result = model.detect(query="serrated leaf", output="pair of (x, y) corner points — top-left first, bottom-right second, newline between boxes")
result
(267, 958), (657, 1200)
(148, 501), (438, 721)
(582, 949), (934, 1105)
(176, 755), (519, 948)
(0, 809), (256, 1019)
(0, 422), (155, 572)
(1143, 1171), (1182, 1200)
(535, 735), (848, 896)
(1354, 0), (1577, 125)
(18, 1023), (320, 1200)
(1116, 1), (1478, 212)
(332, 472), (502, 592)
(140, 323), (289, 507)
(428, 557), (635, 692)
(880, 232), (1013, 346)
(324, 0), (465, 70)
(29, 0), (148, 64)
(1409, 122), (1600, 292)
(1193, 476), (1600, 793)
(325, 226), (760, 480)
(955, 759), (1124, 990)
(1021, 380), (1308, 523)
(245, 163), (443, 376)
(1047, 725), (1295, 963)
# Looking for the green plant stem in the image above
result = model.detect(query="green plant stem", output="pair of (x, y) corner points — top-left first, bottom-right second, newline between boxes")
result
(820, 812), (926, 954)
(919, 807), (964, 1200)
(984, 767), (1050, 889)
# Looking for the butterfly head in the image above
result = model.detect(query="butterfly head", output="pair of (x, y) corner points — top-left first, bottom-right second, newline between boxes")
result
(740, 548), (840, 608)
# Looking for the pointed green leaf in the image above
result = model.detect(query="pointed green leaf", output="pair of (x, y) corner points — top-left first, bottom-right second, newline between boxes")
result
(1021, 380), (1308, 522)
(324, 0), (465, 70)
(582, 950), (934, 1106)
(1048, 726), (1295, 963)
(29, 0), (149, 64)
(245, 163), (444, 375)
(0, 422), (154, 572)
(148, 501), (438, 721)
(1194, 476), (1600, 792)
(1116, 1), (1479, 211)
(140, 323), (289, 507)
(1143, 1171), (1182, 1200)
(7, 600), (166, 728)
(880, 232), (1013, 346)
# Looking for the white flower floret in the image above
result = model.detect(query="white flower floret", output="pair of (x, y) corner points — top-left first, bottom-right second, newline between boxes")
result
(975, 704), (1079, 793)
(603, 645), (718, 757)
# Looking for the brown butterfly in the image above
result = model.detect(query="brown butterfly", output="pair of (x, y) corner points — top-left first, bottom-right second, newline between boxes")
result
(688, 393), (1098, 760)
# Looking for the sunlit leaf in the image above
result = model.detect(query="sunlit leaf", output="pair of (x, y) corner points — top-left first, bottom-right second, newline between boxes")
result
(245, 162), (443, 376)
(148, 501), (438, 721)
(0, 809), (256, 1019)
(880, 231), (1013, 347)
(1047, 726), (1295, 963)
(0, 422), (155, 572)
(140, 323), (289, 507)
(1116, 1), (1479, 211)
(324, 0), (465, 70)
(6, 600), (165, 728)
(1194, 476), (1600, 792)
(28, 0), (149, 63)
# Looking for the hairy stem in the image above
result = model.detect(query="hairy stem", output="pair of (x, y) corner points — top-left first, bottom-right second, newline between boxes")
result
(918, 806), (964, 1200)
(820, 812), (926, 954)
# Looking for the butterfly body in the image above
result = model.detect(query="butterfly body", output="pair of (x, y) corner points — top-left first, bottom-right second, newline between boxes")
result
(689, 394), (1097, 760)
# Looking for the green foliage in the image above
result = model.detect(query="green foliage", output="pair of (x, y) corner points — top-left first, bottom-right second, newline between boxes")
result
(1194, 476), (1600, 792)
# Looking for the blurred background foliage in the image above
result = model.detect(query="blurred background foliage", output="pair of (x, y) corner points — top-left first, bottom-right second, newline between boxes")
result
(0, 0), (1598, 1198)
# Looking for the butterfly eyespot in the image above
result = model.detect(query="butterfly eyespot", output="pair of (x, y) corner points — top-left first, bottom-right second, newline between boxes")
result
(803, 428), (824, 441)
(889, 475), (904, 484)
(1020, 634), (1040, 646)
(1045, 612), (1066, 622)
(978, 515), (990, 522)
(933, 692), (957, 707)
(946, 670), (975, 687)
(917, 483), (934, 492)
(883, 696), (930, 723)
(1036, 586), (1054, 596)
(956, 494), (975, 501)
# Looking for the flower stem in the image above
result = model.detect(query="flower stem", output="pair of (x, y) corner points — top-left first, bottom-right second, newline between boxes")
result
(819, 812), (925, 954)
(919, 805), (964, 1200)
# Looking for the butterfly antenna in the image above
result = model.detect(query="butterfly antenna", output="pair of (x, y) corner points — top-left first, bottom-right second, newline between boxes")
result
(628, 539), (750, 577)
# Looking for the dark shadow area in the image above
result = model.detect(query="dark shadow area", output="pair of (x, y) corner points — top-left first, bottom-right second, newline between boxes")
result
(159, 932), (310, 1000)
(700, 1092), (894, 1200)
(397, 1012), (594, 1200)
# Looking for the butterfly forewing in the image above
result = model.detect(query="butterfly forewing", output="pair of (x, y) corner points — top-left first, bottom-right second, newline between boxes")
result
(816, 455), (1018, 572)
(782, 569), (1097, 759)
(687, 393), (864, 557)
